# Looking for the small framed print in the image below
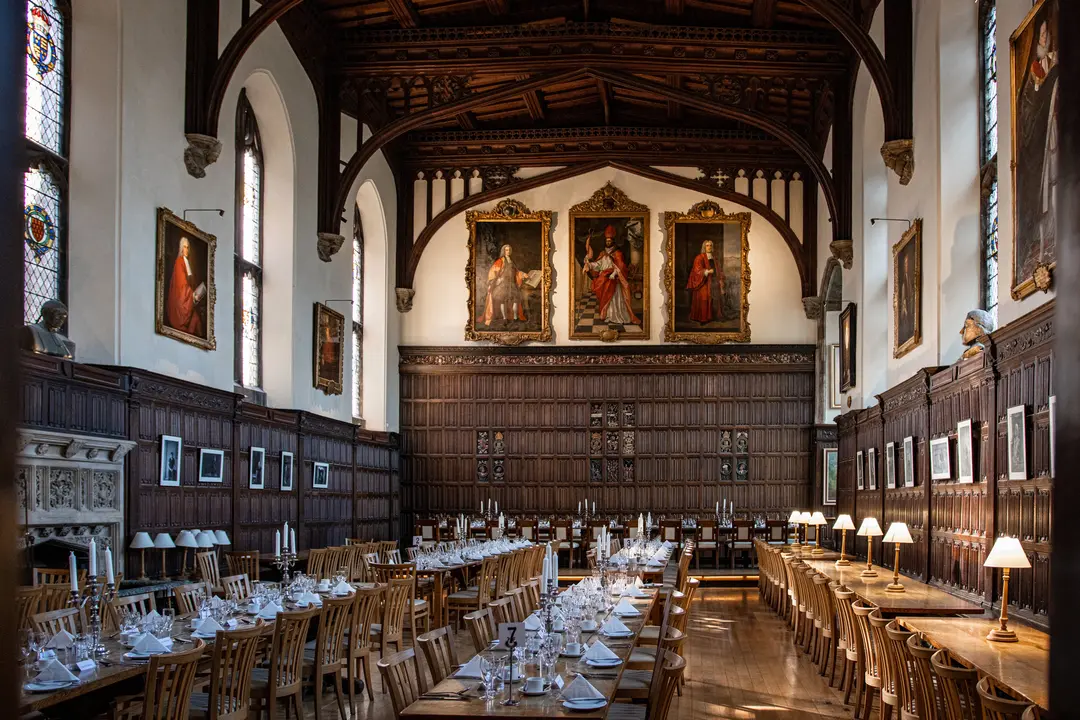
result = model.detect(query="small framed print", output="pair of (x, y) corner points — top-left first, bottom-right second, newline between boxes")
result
(885, 442), (896, 489)
(160, 435), (182, 487)
(856, 450), (864, 490)
(867, 447), (877, 490)
(249, 446), (266, 490)
(281, 451), (294, 492)
(198, 448), (224, 483)
(930, 437), (951, 481)
(313, 461), (330, 489)
(823, 448), (838, 505)
(1049, 396), (1056, 478)
(903, 436), (915, 487)
(1007, 405), (1028, 480)
(956, 419), (974, 483)
(829, 343), (842, 409)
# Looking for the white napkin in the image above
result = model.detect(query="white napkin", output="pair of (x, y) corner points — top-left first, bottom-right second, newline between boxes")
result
(621, 585), (647, 598)
(34, 658), (78, 683)
(332, 580), (353, 595)
(614, 598), (641, 616)
(131, 633), (172, 655)
(647, 557), (665, 567)
(553, 617), (566, 632)
(635, 577), (645, 588)
(448, 555), (464, 565)
(294, 591), (322, 607)
(662, 541), (673, 549)
(585, 641), (620, 663)
(561, 675), (605, 701)
(453, 655), (485, 679)
(257, 601), (284, 620)
(523, 613), (543, 631)
(195, 617), (226, 637)
(601, 616), (631, 635)
(45, 629), (75, 650)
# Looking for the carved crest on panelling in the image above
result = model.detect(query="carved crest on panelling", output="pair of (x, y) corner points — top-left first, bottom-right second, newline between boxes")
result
(993, 318), (1054, 364)
(130, 377), (237, 414)
(569, 182), (649, 214)
(399, 349), (812, 368)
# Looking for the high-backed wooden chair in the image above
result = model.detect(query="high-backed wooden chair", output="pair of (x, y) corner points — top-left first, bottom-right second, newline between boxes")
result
(608, 649), (686, 720)
(32, 607), (82, 637)
(115, 641), (206, 720)
(869, 609), (899, 720)
(346, 585), (384, 707)
(416, 625), (458, 687)
(306, 548), (329, 580)
(33, 567), (85, 587)
(660, 520), (682, 549)
(905, 632), (946, 720)
(851, 599), (881, 720)
(832, 586), (859, 700)
(883, 620), (917, 720)
(517, 519), (537, 542)
(378, 540), (398, 560)
(196, 551), (222, 593)
(110, 592), (157, 628)
(188, 623), (264, 720)
(694, 520), (719, 569)
(173, 582), (211, 616)
(372, 577), (413, 658)
(304, 594), (354, 720)
(446, 556), (496, 628)
(730, 520), (754, 568)
(506, 587), (529, 621)
(813, 574), (837, 676)
(17, 586), (42, 630)
(488, 596), (516, 626)
(377, 648), (428, 718)
(463, 607), (496, 654)
(221, 574), (252, 602)
(39, 583), (73, 613)
(371, 562), (430, 645)
(224, 551), (259, 582)
(977, 677), (1033, 720)
(416, 519), (440, 543)
(326, 546), (350, 578)
(931, 648), (981, 720)
(250, 607), (317, 720)
(551, 521), (577, 569)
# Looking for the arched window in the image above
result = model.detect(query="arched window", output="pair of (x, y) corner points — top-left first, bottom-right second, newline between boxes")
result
(351, 206), (364, 421)
(979, 0), (999, 322)
(23, 0), (69, 325)
(235, 90), (263, 392)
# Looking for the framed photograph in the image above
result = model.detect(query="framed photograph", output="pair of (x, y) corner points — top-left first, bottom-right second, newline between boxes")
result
(155, 208), (216, 350)
(198, 448), (224, 483)
(956, 419), (975, 483)
(249, 446), (265, 490)
(159, 435), (182, 487)
(823, 448), (838, 505)
(313, 302), (345, 395)
(465, 199), (553, 345)
(867, 447), (877, 490)
(1007, 405), (1028, 480)
(1050, 395), (1056, 478)
(313, 461), (330, 489)
(1009, 0), (1059, 300)
(892, 219), (922, 358)
(856, 450), (864, 490)
(569, 183), (649, 341)
(839, 303), (857, 392)
(281, 451), (294, 492)
(903, 436), (915, 487)
(829, 343), (842, 409)
(930, 437), (951, 480)
(885, 442), (896, 489)
(663, 200), (751, 343)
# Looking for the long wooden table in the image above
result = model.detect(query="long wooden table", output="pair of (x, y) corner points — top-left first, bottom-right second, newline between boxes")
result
(401, 589), (659, 719)
(802, 559), (985, 616)
(898, 616), (1048, 710)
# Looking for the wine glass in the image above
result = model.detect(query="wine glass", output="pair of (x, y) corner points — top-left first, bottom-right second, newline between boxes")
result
(479, 653), (500, 701)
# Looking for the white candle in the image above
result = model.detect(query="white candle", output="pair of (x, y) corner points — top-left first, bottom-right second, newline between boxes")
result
(592, 501), (596, 515)
(105, 547), (115, 585)
(480, 501), (484, 513)
(283, 522), (289, 550)
(577, 501), (581, 514)
(88, 538), (97, 577)
(68, 552), (78, 592)
(275, 530), (281, 558)
(290, 529), (296, 553)
(495, 501), (499, 515)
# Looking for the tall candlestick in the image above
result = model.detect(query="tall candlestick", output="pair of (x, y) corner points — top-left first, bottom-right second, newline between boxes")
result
(283, 522), (289, 550)
(290, 529), (296, 553)
(89, 538), (97, 577)
(275, 530), (281, 558)
(69, 551), (78, 592)
(105, 547), (115, 585)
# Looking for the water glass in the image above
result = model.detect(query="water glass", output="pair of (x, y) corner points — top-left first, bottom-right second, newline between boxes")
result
(479, 653), (500, 701)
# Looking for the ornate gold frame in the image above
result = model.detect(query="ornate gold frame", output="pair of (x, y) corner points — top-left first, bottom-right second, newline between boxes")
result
(892, 218), (922, 359)
(465, 199), (553, 345)
(313, 302), (345, 395)
(662, 200), (751, 343)
(155, 207), (217, 351)
(568, 183), (650, 342)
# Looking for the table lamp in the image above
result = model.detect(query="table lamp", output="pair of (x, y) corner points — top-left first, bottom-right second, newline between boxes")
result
(832, 514), (855, 566)
(984, 536), (1031, 642)
(131, 531), (154, 580)
(882, 522), (913, 592)
(214, 530), (231, 546)
(799, 512), (813, 552)
(856, 517), (882, 577)
(196, 530), (216, 549)
(175, 530), (198, 576)
(788, 510), (803, 548)
(152, 532), (175, 579)
(809, 511), (828, 555)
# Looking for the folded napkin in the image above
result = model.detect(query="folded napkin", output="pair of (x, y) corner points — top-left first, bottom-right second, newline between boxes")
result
(294, 591), (322, 607)
(45, 629), (75, 650)
(561, 675), (605, 701)
(453, 654), (485, 679)
(332, 580), (353, 595)
(34, 658), (78, 684)
(613, 598), (641, 616)
(257, 601), (284, 620)
(621, 585), (647, 598)
(635, 577), (645, 588)
(585, 641), (620, 663)
(131, 633), (172, 655)
(523, 613), (543, 631)
(647, 557), (665, 567)
(447, 555), (464, 565)
(195, 617), (226, 637)
(601, 616), (631, 635)
(662, 541), (673, 549)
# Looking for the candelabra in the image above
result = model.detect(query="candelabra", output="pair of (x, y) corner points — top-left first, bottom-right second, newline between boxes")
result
(70, 575), (113, 659)
(273, 549), (299, 586)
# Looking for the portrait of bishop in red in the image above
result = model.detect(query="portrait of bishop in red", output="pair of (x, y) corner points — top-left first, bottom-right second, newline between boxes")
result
(167, 236), (205, 337)
(583, 225), (640, 326)
(686, 239), (725, 324)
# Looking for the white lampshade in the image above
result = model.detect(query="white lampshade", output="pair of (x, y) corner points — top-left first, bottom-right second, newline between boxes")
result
(175, 530), (198, 548)
(856, 517), (883, 537)
(833, 514), (856, 531)
(809, 511), (827, 526)
(984, 536), (1031, 569)
(130, 531), (154, 549)
(190, 529), (201, 535)
(882, 522), (914, 544)
(152, 532), (175, 549)
(214, 530), (231, 546)
(787, 510), (802, 524)
(799, 511), (813, 523)
(196, 531), (216, 548)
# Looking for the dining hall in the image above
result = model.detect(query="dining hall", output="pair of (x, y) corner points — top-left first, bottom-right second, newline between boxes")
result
(1, 0), (1078, 718)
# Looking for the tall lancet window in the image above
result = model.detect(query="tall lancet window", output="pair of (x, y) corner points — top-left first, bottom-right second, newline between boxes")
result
(23, 0), (69, 325)
(351, 207), (364, 421)
(979, 0), (999, 322)
(235, 90), (263, 391)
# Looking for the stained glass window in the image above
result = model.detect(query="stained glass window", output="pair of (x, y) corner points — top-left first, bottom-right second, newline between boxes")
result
(25, 0), (65, 154)
(980, 0), (999, 323)
(24, 167), (61, 324)
(235, 91), (263, 390)
(352, 207), (364, 421)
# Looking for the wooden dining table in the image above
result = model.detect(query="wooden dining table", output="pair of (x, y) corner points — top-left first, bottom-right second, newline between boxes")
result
(401, 588), (660, 719)
(801, 559), (985, 616)
(898, 616), (1048, 710)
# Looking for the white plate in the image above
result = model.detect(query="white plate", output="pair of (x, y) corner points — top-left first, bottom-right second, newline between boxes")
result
(560, 650), (585, 658)
(24, 681), (78, 692)
(585, 658), (623, 667)
(614, 610), (641, 617)
(562, 698), (608, 711)
(601, 631), (633, 638)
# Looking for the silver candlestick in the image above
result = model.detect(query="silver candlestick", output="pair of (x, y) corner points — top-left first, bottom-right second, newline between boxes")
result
(70, 576), (112, 659)
(272, 549), (298, 586)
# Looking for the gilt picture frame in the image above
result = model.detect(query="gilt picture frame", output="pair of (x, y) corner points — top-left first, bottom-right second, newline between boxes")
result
(892, 219), (922, 358)
(839, 303), (857, 392)
(313, 302), (345, 395)
(155, 207), (216, 351)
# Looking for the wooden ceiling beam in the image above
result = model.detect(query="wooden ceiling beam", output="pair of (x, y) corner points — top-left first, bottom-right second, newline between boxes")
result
(484, 0), (508, 14)
(456, 112), (477, 129)
(523, 91), (546, 122)
(597, 79), (611, 126)
(665, 0), (685, 16)
(751, 0), (779, 28)
(667, 75), (682, 121)
(385, 0), (420, 27)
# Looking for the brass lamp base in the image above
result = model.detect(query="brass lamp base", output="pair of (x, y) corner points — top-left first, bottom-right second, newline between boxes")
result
(986, 627), (1018, 643)
(835, 558), (850, 566)
(790, 543), (802, 550)
(886, 582), (905, 593)
(860, 568), (878, 578)
(811, 546), (825, 555)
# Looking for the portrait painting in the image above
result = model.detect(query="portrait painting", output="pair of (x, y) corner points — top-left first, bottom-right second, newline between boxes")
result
(313, 303), (345, 395)
(465, 199), (552, 344)
(856, 450), (864, 490)
(663, 201), (750, 343)
(930, 437), (951, 481)
(957, 419), (974, 483)
(281, 451), (294, 492)
(829, 344), (842, 409)
(1010, 0), (1059, 300)
(198, 448), (224, 484)
(903, 436), (915, 488)
(839, 303), (857, 392)
(867, 447), (877, 490)
(155, 208), (216, 350)
(892, 219), (922, 358)
(249, 446), (265, 490)
(885, 442), (896, 489)
(1007, 405), (1028, 480)
(313, 461), (330, 489)
(823, 448), (837, 506)
(159, 435), (182, 487)
(569, 183), (649, 341)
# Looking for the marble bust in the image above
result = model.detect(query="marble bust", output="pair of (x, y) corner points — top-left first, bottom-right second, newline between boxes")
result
(22, 299), (76, 359)
(960, 309), (996, 360)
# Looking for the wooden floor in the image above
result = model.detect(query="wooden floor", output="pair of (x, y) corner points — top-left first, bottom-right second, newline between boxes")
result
(314, 587), (848, 720)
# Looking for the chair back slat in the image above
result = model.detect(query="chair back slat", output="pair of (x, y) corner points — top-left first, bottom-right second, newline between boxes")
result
(141, 642), (207, 720)
(905, 631), (947, 720)
(39, 583), (73, 612)
(172, 582), (211, 616)
(647, 648), (687, 720)
(221, 573), (253, 602)
(224, 551), (260, 581)
(377, 647), (427, 717)
(31, 607), (82, 636)
(267, 606), (318, 692)
(463, 607), (496, 654)
(931, 648), (982, 720)
(196, 551), (222, 591)
(205, 623), (265, 720)
(17, 586), (43, 630)
(977, 676), (1034, 720)
(417, 625), (458, 685)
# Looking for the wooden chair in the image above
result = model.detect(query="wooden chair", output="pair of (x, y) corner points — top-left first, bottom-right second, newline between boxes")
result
(1022, 705), (1042, 720)
(730, 520), (754, 569)
(416, 519), (440, 544)
(517, 519), (537, 542)
(551, 521), (577, 569)
(978, 679), (1034, 719)
(32, 607), (82, 636)
(931, 648), (981, 720)
(416, 625), (458, 686)
(813, 574), (837, 676)
(307, 548), (329, 579)
(463, 607), (496, 654)
(345, 545), (366, 583)
(608, 649), (686, 720)
(304, 594), (355, 720)
(377, 647), (428, 718)
(346, 585), (384, 707)
(660, 520), (682, 549)
(695, 520), (720, 569)
(33, 567), (85, 587)
(114, 641), (207, 720)
(833, 586), (860, 701)
(906, 632), (947, 720)
(869, 609), (899, 720)
(172, 582), (211, 616)
(224, 551), (259, 581)
(767, 519), (789, 545)
(250, 607), (317, 720)
(17, 585), (42, 630)
(372, 577), (413, 658)
(326, 546), (351, 577)
(371, 562), (431, 646)
(488, 596), (516, 626)
(196, 551), (222, 593)
(883, 620), (917, 720)
(221, 573), (252, 601)
(851, 599), (881, 720)
(447, 556), (496, 628)
(111, 592), (157, 627)
(378, 540), (398, 560)
(189, 623), (265, 720)
(39, 582), (73, 612)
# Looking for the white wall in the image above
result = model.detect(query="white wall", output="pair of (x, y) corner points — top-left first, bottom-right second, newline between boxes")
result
(400, 167), (816, 346)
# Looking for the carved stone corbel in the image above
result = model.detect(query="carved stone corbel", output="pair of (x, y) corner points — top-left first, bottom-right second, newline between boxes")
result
(830, 239), (853, 270)
(880, 138), (914, 185)
(395, 288), (416, 313)
(802, 296), (824, 320)
(317, 232), (345, 262)
(183, 133), (222, 178)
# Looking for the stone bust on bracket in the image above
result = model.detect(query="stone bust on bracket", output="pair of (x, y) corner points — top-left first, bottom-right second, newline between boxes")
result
(22, 299), (76, 359)
(960, 309), (996, 360)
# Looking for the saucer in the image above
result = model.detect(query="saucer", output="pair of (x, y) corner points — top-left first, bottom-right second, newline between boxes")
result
(563, 698), (607, 711)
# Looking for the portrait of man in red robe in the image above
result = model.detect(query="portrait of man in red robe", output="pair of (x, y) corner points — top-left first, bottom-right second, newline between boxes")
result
(166, 236), (207, 337)
(582, 225), (640, 326)
(479, 244), (530, 327)
(685, 239), (725, 324)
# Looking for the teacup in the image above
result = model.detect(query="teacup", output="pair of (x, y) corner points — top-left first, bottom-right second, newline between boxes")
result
(565, 642), (582, 655)
(581, 620), (598, 632)
(317, 580), (331, 591)
(524, 676), (545, 693)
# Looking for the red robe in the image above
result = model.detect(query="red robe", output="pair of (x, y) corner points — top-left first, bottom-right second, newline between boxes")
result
(587, 248), (640, 324)
(686, 253), (724, 323)
(167, 255), (203, 336)
(479, 256), (527, 326)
